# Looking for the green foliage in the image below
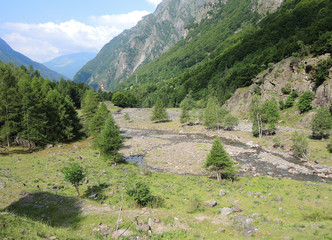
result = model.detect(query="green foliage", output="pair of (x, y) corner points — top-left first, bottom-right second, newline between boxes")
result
(124, 113), (131, 121)
(61, 162), (87, 196)
(284, 91), (299, 109)
(311, 108), (332, 139)
(281, 83), (292, 94)
(291, 131), (308, 158)
(204, 97), (226, 129)
(180, 98), (191, 124)
(298, 91), (315, 113)
(89, 102), (109, 136)
(187, 195), (204, 213)
(94, 115), (124, 163)
(253, 86), (261, 95)
(151, 98), (169, 122)
(250, 97), (280, 137)
(313, 58), (332, 90)
(328, 138), (332, 153)
(205, 138), (235, 181)
(118, 0), (331, 108)
(223, 113), (239, 130)
(126, 181), (153, 207)
(112, 92), (127, 107)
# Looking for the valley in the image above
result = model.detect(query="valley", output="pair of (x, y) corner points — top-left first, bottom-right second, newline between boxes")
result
(0, 106), (331, 239)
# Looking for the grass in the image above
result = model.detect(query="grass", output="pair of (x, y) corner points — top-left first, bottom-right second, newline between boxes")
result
(0, 108), (331, 239)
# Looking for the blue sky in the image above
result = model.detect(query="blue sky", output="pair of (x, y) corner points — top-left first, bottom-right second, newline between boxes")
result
(0, 0), (161, 62)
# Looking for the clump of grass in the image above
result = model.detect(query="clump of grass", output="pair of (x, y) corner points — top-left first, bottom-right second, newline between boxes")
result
(303, 210), (332, 221)
(187, 195), (204, 213)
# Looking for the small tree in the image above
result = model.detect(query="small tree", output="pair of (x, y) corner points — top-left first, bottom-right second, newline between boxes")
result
(205, 138), (235, 181)
(151, 98), (169, 122)
(126, 181), (153, 207)
(89, 102), (109, 136)
(204, 97), (225, 129)
(61, 162), (87, 196)
(94, 115), (124, 164)
(223, 113), (239, 130)
(311, 108), (332, 139)
(180, 98), (191, 124)
(291, 131), (308, 158)
(298, 91), (315, 113)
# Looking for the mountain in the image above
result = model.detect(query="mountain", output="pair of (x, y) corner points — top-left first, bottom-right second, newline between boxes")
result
(0, 38), (67, 81)
(44, 52), (96, 79)
(74, 0), (219, 90)
(117, 0), (331, 107)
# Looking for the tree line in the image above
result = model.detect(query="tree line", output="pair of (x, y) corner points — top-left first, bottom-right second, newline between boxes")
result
(0, 63), (110, 148)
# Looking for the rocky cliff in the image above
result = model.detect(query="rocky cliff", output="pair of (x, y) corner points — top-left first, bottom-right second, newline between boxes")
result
(224, 54), (332, 126)
(74, 0), (218, 90)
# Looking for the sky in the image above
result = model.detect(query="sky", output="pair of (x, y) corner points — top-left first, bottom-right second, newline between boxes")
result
(0, 0), (162, 62)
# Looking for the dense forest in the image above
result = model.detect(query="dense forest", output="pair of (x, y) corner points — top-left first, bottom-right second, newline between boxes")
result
(115, 0), (331, 107)
(0, 62), (111, 148)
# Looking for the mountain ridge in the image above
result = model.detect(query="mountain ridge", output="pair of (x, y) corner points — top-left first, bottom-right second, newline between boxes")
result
(0, 38), (67, 81)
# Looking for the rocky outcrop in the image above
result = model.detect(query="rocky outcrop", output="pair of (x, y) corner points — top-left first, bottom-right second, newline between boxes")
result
(224, 54), (332, 122)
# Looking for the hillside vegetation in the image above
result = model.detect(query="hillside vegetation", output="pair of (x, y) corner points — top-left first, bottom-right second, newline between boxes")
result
(117, 0), (331, 107)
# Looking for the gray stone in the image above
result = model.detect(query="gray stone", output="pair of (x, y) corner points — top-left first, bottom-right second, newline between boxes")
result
(73, 145), (80, 149)
(205, 200), (217, 207)
(273, 196), (283, 202)
(137, 223), (150, 233)
(243, 225), (258, 237)
(111, 229), (132, 239)
(58, 145), (63, 149)
(148, 218), (153, 228)
(220, 207), (233, 217)
(89, 193), (98, 199)
(231, 206), (243, 212)
(219, 189), (227, 196)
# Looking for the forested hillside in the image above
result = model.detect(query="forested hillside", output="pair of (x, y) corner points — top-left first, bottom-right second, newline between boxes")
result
(116, 0), (331, 107)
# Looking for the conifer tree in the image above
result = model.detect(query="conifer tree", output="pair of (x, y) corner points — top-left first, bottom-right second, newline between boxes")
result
(180, 98), (191, 124)
(94, 114), (124, 164)
(89, 102), (109, 136)
(204, 97), (222, 129)
(0, 64), (19, 147)
(205, 138), (235, 181)
(81, 88), (99, 126)
(151, 98), (169, 122)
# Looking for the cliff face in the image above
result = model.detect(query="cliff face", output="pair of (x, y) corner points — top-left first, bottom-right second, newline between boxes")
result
(224, 54), (332, 126)
(74, 0), (218, 90)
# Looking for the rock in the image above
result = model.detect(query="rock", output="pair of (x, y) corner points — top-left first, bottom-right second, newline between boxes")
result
(154, 218), (161, 223)
(219, 228), (226, 233)
(111, 229), (132, 239)
(58, 145), (63, 149)
(47, 144), (54, 148)
(273, 196), (283, 202)
(205, 200), (217, 207)
(137, 224), (151, 233)
(220, 207), (233, 217)
(93, 223), (111, 237)
(89, 193), (98, 199)
(231, 206), (243, 212)
(73, 145), (80, 149)
(148, 218), (153, 228)
(219, 189), (227, 196)
(76, 156), (83, 160)
(243, 225), (258, 237)
(49, 237), (57, 240)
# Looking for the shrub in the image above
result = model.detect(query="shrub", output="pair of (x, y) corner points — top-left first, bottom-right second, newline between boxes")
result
(311, 108), (332, 139)
(281, 83), (292, 94)
(151, 98), (169, 122)
(187, 195), (203, 213)
(298, 91), (315, 113)
(291, 131), (308, 158)
(124, 113), (130, 121)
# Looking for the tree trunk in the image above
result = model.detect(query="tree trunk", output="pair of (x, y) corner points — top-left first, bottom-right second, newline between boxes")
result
(74, 185), (80, 196)
(216, 171), (222, 182)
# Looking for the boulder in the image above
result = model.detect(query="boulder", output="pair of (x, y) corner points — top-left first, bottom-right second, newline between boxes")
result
(220, 207), (233, 217)
(219, 189), (227, 196)
(205, 200), (217, 207)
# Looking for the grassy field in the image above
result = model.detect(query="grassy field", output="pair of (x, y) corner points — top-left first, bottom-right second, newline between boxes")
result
(0, 136), (331, 239)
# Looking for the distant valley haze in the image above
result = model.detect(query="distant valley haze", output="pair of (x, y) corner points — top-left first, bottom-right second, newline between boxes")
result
(0, 0), (161, 63)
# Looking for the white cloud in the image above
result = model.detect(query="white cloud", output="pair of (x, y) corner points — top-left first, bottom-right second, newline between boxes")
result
(146, 0), (162, 6)
(0, 11), (150, 62)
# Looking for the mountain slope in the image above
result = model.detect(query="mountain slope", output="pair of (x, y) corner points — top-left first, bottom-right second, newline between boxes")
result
(0, 38), (67, 81)
(118, 0), (331, 107)
(73, 0), (219, 90)
(44, 52), (96, 79)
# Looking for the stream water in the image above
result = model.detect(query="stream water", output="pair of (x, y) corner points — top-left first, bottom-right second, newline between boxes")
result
(121, 127), (328, 182)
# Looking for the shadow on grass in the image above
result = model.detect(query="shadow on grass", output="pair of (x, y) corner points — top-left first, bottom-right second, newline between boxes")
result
(3, 192), (83, 228)
(83, 183), (110, 201)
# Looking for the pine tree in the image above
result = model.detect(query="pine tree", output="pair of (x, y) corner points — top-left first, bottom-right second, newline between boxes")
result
(205, 138), (235, 181)
(151, 98), (169, 122)
(0, 64), (19, 147)
(180, 98), (191, 124)
(81, 88), (99, 126)
(94, 114), (124, 164)
(89, 102), (109, 136)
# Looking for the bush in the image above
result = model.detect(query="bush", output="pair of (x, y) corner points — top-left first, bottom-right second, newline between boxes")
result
(151, 98), (169, 122)
(311, 108), (332, 139)
(281, 83), (292, 94)
(298, 91), (315, 113)
(187, 195), (203, 213)
(291, 131), (308, 158)
(126, 181), (152, 207)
